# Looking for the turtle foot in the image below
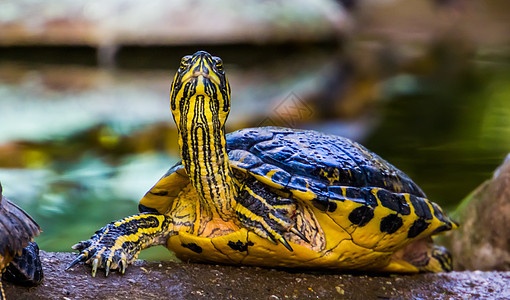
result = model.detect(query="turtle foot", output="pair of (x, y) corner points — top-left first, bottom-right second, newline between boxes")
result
(68, 213), (171, 277)
(67, 223), (131, 277)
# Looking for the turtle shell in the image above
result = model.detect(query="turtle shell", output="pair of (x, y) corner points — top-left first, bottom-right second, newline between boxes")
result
(0, 184), (42, 286)
(226, 127), (455, 251)
(140, 127), (456, 270)
(226, 126), (426, 199)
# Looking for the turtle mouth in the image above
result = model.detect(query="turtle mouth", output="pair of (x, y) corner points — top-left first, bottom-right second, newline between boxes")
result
(182, 71), (220, 86)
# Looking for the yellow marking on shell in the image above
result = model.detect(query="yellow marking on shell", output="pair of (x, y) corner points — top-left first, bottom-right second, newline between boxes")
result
(379, 258), (420, 273)
(170, 230), (322, 267)
(241, 231), (322, 268)
(265, 169), (278, 180)
(370, 189), (417, 252)
(424, 200), (446, 232)
(210, 229), (251, 263)
(322, 239), (392, 270)
(344, 188), (421, 252)
(289, 189), (317, 201)
(168, 232), (231, 264)
(341, 187), (347, 198)
(322, 199), (365, 235)
(312, 208), (353, 251)
(319, 169), (341, 185)
(374, 192), (453, 253)
(348, 201), (391, 250)
(250, 172), (285, 189)
(140, 167), (189, 214)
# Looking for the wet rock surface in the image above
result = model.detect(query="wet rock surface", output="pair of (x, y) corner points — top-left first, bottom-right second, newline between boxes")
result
(5, 251), (510, 299)
(446, 154), (510, 271)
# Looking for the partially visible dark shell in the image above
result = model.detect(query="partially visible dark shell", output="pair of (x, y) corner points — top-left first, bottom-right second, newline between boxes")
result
(0, 183), (43, 285)
(3, 242), (43, 286)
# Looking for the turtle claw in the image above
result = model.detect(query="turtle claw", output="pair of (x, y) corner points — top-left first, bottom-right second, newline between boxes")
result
(120, 259), (127, 275)
(66, 253), (86, 270)
(279, 236), (293, 252)
(105, 260), (111, 277)
(260, 225), (294, 252)
(91, 258), (100, 278)
(290, 228), (310, 244)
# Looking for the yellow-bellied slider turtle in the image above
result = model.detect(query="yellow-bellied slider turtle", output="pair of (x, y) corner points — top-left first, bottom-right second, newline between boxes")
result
(0, 183), (43, 299)
(70, 51), (457, 276)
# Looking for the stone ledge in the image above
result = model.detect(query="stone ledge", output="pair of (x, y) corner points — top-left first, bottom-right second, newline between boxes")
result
(5, 251), (510, 299)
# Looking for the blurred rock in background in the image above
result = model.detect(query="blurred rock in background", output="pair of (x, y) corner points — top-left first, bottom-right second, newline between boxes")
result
(444, 154), (510, 271)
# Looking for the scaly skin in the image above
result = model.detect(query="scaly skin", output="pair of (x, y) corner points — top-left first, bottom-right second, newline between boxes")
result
(69, 214), (172, 277)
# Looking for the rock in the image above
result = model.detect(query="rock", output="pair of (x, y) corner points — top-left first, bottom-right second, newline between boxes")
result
(5, 251), (510, 299)
(0, 0), (349, 46)
(445, 154), (510, 271)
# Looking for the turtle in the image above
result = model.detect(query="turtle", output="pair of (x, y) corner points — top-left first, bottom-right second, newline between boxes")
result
(0, 182), (43, 299)
(69, 51), (457, 277)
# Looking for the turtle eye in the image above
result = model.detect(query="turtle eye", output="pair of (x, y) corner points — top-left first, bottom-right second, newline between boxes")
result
(213, 57), (223, 71)
(179, 56), (192, 72)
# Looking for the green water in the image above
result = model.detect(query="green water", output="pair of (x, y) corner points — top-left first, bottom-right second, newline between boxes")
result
(0, 45), (509, 260)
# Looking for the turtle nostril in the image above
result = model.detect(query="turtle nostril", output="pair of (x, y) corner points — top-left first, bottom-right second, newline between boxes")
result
(192, 65), (209, 77)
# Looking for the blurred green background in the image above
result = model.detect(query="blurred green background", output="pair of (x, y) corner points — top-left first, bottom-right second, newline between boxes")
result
(0, 0), (509, 261)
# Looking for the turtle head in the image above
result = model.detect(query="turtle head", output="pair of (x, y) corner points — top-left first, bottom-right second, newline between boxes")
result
(168, 51), (237, 219)
(170, 51), (231, 129)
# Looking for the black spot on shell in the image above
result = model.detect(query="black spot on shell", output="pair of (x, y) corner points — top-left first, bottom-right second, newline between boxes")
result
(409, 195), (433, 220)
(407, 218), (430, 238)
(345, 188), (363, 201)
(348, 206), (374, 227)
(379, 214), (403, 234)
(311, 197), (337, 213)
(327, 201), (338, 213)
(312, 199), (327, 212)
(228, 240), (255, 252)
(431, 224), (452, 235)
(181, 243), (202, 253)
(377, 190), (411, 215)
(431, 202), (449, 223)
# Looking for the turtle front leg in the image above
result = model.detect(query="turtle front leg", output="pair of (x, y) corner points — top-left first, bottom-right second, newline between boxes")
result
(68, 213), (173, 277)
(236, 181), (309, 251)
